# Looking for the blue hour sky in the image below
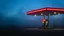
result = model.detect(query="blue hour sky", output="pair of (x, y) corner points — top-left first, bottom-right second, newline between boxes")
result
(1, 0), (64, 28)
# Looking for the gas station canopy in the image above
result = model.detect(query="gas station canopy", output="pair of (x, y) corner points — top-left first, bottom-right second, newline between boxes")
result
(27, 7), (64, 16)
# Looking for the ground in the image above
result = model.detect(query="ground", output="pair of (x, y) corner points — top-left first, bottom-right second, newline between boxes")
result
(1, 28), (64, 36)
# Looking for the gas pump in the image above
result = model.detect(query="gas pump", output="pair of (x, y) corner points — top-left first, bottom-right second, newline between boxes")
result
(42, 18), (48, 28)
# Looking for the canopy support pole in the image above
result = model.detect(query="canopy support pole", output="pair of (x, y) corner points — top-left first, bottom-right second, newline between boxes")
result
(46, 8), (50, 28)
(48, 14), (50, 28)
(43, 15), (46, 28)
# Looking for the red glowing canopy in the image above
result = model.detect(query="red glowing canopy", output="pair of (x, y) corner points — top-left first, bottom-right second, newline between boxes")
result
(27, 7), (64, 16)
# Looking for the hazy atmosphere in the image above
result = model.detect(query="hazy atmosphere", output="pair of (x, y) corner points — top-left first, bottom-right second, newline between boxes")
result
(1, 0), (64, 29)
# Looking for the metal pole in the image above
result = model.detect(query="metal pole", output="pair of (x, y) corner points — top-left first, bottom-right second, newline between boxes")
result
(43, 15), (46, 28)
(53, 15), (56, 28)
(48, 14), (50, 28)
(46, 8), (50, 28)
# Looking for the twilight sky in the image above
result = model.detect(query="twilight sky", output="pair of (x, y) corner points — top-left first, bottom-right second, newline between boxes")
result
(1, 0), (64, 28)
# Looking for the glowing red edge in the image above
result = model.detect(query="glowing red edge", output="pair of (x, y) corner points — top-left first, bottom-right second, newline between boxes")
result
(27, 8), (64, 15)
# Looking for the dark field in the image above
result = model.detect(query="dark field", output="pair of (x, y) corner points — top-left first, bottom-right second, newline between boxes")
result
(1, 28), (64, 36)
